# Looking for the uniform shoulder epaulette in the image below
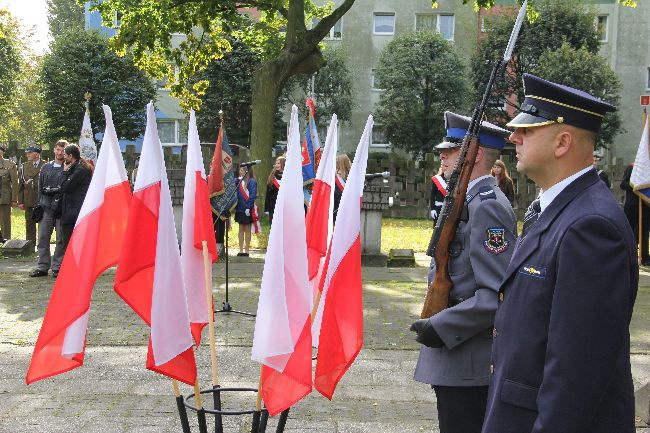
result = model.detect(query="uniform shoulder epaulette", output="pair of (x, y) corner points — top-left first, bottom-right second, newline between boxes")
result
(478, 186), (497, 201)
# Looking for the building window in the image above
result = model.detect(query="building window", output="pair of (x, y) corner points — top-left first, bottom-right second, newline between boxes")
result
(439, 15), (454, 40)
(595, 15), (608, 42)
(374, 13), (395, 35)
(414, 13), (454, 40)
(113, 11), (123, 28)
(371, 126), (390, 148)
(646, 67), (650, 90)
(415, 14), (437, 32)
(371, 69), (384, 91)
(158, 121), (176, 145)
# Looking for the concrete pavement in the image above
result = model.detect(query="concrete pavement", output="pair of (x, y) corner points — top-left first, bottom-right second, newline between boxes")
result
(0, 251), (649, 432)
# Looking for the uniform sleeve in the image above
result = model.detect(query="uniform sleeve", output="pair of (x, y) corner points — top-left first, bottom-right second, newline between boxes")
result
(247, 179), (257, 207)
(17, 165), (25, 204)
(10, 163), (18, 202)
(430, 199), (517, 350)
(532, 215), (634, 433)
(620, 166), (632, 191)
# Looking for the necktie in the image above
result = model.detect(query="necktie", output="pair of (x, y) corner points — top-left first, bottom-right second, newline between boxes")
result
(521, 199), (541, 238)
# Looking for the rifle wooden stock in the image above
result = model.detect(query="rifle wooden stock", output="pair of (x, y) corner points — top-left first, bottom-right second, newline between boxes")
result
(420, 135), (480, 319)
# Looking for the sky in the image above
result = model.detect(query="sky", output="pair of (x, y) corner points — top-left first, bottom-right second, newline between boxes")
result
(1, 0), (50, 55)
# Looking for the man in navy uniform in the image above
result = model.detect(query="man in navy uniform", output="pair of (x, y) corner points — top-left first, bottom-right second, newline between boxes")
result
(481, 74), (638, 433)
(410, 111), (517, 433)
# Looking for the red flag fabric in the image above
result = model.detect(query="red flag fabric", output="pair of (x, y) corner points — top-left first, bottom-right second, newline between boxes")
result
(314, 115), (373, 399)
(182, 109), (217, 346)
(251, 105), (312, 415)
(207, 126), (224, 196)
(26, 105), (131, 384)
(114, 102), (197, 386)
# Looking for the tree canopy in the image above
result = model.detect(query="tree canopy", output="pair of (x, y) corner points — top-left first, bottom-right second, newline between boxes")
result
(40, 29), (156, 145)
(533, 43), (621, 148)
(47, 0), (84, 39)
(0, 8), (23, 139)
(374, 31), (471, 157)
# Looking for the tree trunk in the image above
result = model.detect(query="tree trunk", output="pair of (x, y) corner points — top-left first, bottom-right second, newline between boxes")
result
(250, 61), (283, 205)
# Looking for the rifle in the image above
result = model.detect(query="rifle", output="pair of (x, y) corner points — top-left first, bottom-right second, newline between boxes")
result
(420, 0), (528, 319)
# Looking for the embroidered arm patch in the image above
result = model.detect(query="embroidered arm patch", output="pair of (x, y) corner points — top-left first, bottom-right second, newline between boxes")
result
(484, 227), (509, 254)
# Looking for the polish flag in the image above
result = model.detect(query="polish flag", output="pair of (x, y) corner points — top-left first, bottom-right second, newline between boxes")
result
(251, 105), (312, 416)
(114, 102), (197, 386)
(26, 105), (132, 384)
(181, 109), (218, 346)
(306, 114), (338, 347)
(314, 115), (373, 400)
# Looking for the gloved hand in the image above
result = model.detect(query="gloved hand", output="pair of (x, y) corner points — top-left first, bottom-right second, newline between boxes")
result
(264, 211), (269, 216)
(245, 208), (251, 217)
(430, 210), (438, 219)
(410, 319), (444, 348)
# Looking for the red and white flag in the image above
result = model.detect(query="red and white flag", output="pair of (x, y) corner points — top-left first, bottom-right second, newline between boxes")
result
(314, 115), (373, 399)
(251, 105), (312, 415)
(306, 114), (338, 347)
(114, 102), (197, 386)
(181, 109), (218, 347)
(26, 105), (132, 384)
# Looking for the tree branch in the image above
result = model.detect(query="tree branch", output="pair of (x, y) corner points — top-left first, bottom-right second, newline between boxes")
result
(308, 0), (355, 45)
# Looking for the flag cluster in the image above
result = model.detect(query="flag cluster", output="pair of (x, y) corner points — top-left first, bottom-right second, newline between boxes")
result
(28, 99), (374, 420)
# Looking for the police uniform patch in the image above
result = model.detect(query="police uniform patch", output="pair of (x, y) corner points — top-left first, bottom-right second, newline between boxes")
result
(484, 227), (509, 254)
(478, 186), (496, 201)
(518, 264), (546, 279)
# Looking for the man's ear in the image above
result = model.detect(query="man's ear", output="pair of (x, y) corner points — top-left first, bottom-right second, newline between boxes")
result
(554, 130), (572, 159)
(474, 146), (484, 165)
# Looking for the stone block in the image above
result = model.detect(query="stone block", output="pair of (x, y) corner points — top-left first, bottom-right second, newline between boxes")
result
(388, 249), (416, 267)
(0, 239), (34, 256)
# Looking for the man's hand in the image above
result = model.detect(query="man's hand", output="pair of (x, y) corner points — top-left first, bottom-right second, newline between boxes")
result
(430, 209), (438, 219)
(410, 319), (444, 348)
(245, 208), (251, 217)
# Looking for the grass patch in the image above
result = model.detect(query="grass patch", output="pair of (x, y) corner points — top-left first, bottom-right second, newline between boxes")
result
(9, 208), (27, 240)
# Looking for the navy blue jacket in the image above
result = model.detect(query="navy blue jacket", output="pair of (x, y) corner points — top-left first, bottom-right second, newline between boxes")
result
(482, 169), (638, 433)
(236, 177), (257, 213)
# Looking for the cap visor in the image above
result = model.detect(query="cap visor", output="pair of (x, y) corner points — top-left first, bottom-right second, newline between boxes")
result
(506, 112), (557, 128)
(435, 141), (461, 150)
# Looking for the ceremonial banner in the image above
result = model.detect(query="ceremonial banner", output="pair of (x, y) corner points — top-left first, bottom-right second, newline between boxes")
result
(252, 105), (312, 415)
(181, 109), (218, 346)
(27, 105), (131, 384)
(209, 126), (237, 218)
(301, 98), (322, 185)
(631, 114), (650, 203)
(115, 102), (196, 386)
(306, 114), (338, 348)
(314, 115), (373, 399)
(79, 109), (97, 165)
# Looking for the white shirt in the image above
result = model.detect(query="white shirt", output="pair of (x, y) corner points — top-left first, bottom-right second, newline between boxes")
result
(538, 166), (594, 213)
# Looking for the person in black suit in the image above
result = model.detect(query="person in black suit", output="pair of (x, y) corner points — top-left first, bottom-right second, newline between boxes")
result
(593, 151), (610, 188)
(481, 74), (638, 433)
(621, 162), (650, 265)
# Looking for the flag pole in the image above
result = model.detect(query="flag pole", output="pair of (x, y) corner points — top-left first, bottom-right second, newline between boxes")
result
(202, 240), (224, 433)
(194, 381), (209, 433)
(172, 379), (191, 433)
(641, 108), (648, 264)
(251, 368), (264, 433)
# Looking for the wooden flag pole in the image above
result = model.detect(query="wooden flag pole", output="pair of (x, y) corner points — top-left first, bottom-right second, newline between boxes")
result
(311, 289), (322, 323)
(251, 367), (264, 433)
(202, 240), (224, 433)
(172, 379), (191, 433)
(194, 381), (208, 433)
(640, 196), (643, 265)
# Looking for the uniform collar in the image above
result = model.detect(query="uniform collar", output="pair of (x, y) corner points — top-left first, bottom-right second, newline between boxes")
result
(538, 165), (593, 213)
(467, 174), (495, 196)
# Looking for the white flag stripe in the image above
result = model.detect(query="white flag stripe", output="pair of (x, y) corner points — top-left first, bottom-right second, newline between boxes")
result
(252, 105), (310, 371)
(62, 105), (128, 356)
(631, 116), (650, 190)
(140, 102), (193, 366)
(322, 116), (373, 290)
(310, 114), (339, 348)
(77, 105), (128, 223)
(181, 110), (210, 328)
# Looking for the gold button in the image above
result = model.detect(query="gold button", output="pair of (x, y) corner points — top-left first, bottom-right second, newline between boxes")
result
(499, 292), (504, 302)
(493, 328), (498, 338)
(490, 364), (494, 374)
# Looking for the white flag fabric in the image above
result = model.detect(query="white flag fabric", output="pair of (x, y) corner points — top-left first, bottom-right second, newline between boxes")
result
(251, 104), (311, 371)
(79, 110), (98, 165)
(631, 115), (650, 192)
